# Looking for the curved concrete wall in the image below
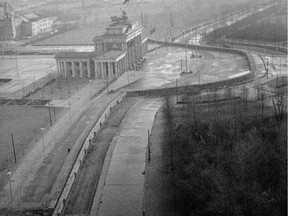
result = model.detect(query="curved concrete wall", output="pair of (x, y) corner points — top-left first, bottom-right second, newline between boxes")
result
(148, 38), (256, 75)
(224, 40), (287, 54)
(52, 93), (127, 216)
(129, 39), (257, 97)
(147, 45), (164, 53)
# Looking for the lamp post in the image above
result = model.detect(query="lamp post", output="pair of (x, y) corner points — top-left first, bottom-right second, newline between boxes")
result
(176, 79), (178, 103)
(265, 57), (269, 79)
(198, 69), (201, 85)
(185, 40), (188, 73)
(14, 50), (19, 77)
(106, 74), (109, 93)
(279, 57), (281, 75)
(10, 133), (17, 163)
(48, 102), (52, 126)
(57, 35), (59, 53)
(89, 80), (92, 97)
(76, 81), (79, 99)
(67, 99), (72, 120)
(7, 171), (13, 206)
(180, 58), (182, 74)
(40, 128), (46, 158)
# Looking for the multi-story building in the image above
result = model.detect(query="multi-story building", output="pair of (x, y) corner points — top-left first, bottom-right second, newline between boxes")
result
(0, 2), (54, 41)
(21, 13), (53, 37)
(55, 11), (148, 79)
(0, 2), (16, 41)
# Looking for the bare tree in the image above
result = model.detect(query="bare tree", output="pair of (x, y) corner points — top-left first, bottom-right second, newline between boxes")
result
(259, 88), (266, 121)
(272, 89), (287, 126)
(224, 86), (234, 121)
(240, 85), (249, 112)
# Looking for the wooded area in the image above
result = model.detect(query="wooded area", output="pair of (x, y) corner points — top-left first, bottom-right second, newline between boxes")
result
(205, 4), (287, 43)
(162, 88), (287, 215)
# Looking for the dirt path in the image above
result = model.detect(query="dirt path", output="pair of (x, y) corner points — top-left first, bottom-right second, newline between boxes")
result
(64, 97), (137, 214)
(144, 107), (175, 216)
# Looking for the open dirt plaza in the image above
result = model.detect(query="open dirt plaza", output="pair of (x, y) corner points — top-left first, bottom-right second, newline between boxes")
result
(125, 46), (249, 90)
(0, 55), (56, 98)
(0, 55), (55, 81)
(0, 105), (63, 190)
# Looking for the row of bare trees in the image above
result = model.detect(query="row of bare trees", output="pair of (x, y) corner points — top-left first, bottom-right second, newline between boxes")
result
(204, 3), (287, 43)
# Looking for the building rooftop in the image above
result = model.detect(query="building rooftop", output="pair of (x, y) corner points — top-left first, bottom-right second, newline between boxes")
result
(20, 13), (39, 22)
(55, 50), (126, 61)
(20, 13), (51, 22)
(95, 50), (126, 61)
(55, 52), (96, 59)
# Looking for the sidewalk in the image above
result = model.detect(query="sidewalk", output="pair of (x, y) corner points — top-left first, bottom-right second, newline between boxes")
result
(90, 98), (162, 216)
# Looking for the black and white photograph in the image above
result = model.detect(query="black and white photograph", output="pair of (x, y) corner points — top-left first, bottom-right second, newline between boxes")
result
(0, 0), (287, 215)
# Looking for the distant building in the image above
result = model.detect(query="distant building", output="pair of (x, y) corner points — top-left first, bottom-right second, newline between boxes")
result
(0, 2), (17, 40)
(0, 2), (54, 41)
(55, 11), (148, 79)
(21, 13), (54, 37)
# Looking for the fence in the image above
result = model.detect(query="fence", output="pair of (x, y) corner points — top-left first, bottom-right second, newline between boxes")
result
(51, 92), (127, 216)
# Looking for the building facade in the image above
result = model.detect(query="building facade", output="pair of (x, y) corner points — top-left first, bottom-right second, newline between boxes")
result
(55, 12), (148, 79)
(0, 2), (54, 40)
(21, 13), (53, 37)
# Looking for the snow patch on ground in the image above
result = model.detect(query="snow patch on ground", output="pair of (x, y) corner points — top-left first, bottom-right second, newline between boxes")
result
(229, 71), (250, 78)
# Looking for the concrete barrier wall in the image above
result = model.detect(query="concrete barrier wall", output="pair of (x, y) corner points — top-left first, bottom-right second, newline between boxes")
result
(127, 72), (251, 97)
(147, 45), (165, 53)
(224, 40), (288, 53)
(52, 93), (127, 216)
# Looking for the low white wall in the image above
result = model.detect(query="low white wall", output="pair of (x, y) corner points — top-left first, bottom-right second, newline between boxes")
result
(0, 71), (58, 99)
